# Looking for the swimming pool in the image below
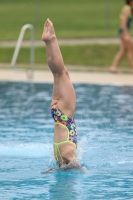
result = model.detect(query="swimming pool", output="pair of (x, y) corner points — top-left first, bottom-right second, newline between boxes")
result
(0, 81), (133, 199)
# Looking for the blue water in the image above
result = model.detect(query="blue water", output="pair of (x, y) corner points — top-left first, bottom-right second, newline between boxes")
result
(0, 81), (133, 200)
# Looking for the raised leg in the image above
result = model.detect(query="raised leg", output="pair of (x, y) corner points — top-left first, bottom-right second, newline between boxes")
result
(42, 19), (76, 117)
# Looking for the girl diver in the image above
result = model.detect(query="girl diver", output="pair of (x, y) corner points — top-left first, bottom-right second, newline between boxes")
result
(42, 19), (81, 172)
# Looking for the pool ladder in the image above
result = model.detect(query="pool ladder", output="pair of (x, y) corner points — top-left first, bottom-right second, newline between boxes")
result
(11, 24), (34, 80)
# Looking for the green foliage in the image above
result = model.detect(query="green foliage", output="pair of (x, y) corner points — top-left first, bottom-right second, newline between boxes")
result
(0, 0), (124, 40)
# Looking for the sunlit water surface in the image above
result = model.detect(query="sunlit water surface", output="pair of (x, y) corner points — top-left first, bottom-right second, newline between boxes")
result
(0, 81), (133, 200)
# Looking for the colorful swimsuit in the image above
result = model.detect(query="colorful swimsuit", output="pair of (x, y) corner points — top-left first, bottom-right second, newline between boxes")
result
(51, 104), (78, 163)
(118, 5), (133, 35)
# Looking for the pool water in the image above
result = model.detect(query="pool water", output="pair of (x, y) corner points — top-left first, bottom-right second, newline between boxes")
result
(0, 81), (133, 200)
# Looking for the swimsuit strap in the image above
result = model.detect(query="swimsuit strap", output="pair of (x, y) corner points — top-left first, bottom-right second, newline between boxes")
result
(54, 143), (63, 162)
(54, 122), (76, 148)
(120, 5), (131, 19)
(55, 122), (69, 140)
(54, 122), (76, 162)
(125, 5), (130, 9)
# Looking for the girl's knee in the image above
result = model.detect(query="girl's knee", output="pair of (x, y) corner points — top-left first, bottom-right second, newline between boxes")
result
(60, 68), (69, 77)
(64, 69), (70, 79)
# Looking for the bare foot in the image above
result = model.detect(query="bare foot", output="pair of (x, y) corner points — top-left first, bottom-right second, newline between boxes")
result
(41, 19), (56, 42)
(109, 67), (119, 74)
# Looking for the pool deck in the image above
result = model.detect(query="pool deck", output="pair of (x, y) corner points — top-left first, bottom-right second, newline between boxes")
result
(1, 38), (133, 86)
(0, 69), (133, 86)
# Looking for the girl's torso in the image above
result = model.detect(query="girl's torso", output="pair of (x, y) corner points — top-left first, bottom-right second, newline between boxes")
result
(51, 103), (78, 164)
(51, 105), (78, 146)
(118, 5), (133, 35)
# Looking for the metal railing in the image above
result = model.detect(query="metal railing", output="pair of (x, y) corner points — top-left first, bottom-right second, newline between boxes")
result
(11, 24), (34, 80)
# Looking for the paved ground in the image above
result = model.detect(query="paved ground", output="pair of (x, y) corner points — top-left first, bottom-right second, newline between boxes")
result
(0, 38), (120, 47)
(0, 69), (133, 86)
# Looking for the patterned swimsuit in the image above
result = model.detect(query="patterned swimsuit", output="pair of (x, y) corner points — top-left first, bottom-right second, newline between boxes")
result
(51, 104), (78, 162)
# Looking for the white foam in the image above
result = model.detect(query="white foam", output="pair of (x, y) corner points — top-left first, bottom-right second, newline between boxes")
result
(117, 160), (133, 165)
